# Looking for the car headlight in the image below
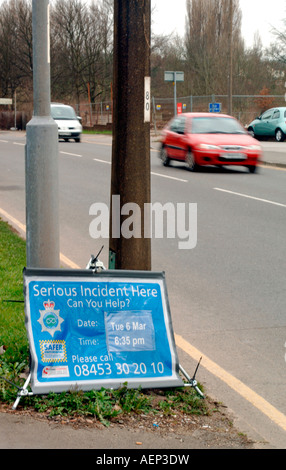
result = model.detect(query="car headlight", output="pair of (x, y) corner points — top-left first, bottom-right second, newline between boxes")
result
(245, 145), (261, 150)
(197, 144), (220, 150)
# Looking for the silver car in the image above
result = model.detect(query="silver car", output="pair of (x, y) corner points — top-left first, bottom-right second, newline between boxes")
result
(51, 103), (82, 142)
(248, 107), (286, 142)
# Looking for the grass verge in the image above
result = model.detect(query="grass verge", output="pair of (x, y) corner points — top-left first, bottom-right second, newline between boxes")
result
(82, 129), (112, 135)
(0, 217), (207, 426)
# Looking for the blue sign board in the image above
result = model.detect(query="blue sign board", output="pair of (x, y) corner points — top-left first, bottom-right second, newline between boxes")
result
(23, 268), (183, 394)
(209, 103), (221, 113)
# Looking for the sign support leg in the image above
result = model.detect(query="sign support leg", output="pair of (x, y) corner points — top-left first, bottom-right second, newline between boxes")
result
(12, 373), (33, 410)
(179, 361), (205, 398)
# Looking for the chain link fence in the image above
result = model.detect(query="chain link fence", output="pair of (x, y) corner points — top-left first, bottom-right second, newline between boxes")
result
(75, 101), (113, 128)
(76, 94), (286, 132)
(1, 95), (285, 131)
(152, 95), (286, 133)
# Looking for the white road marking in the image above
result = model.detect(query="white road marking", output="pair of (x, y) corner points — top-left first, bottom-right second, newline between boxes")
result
(214, 187), (286, 208)
(151, 172), (188, 183)
(60, 151), (82, 158)
(85, 140), (111, 146)
(93, 158), (111, 164)
(92, 159), (188, 183)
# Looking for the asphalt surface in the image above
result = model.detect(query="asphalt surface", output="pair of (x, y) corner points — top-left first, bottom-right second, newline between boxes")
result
(0, 130), (286, 450)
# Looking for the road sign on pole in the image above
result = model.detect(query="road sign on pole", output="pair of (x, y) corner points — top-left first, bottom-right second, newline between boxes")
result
(0, 98), (12, 105)
(164, 71), (184, 83)
(209, 103), (221, 113)
(164, 71), (184, 116)
(177, 103), (182, 114)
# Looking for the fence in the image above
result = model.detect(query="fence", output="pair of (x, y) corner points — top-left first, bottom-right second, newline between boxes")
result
(75, 101), (113, 128)
(1, 95), (285, 131)
(152, 94), (286, 132)
(75, 94), (286, 132)
(0, 110), (30, 130)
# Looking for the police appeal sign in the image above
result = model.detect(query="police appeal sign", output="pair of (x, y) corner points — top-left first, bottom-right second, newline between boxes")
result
(23, 268), (183, 394)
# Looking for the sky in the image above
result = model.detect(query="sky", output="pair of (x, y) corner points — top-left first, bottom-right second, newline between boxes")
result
(152, 0), (286, 48)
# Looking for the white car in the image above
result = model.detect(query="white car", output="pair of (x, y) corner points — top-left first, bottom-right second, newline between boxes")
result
(51, 103), (82, 142)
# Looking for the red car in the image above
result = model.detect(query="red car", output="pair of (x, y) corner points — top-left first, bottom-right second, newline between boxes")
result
(160, 113), (262, 173)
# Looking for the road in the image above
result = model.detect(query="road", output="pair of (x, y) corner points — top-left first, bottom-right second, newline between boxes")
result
(0, 130), (286, 448)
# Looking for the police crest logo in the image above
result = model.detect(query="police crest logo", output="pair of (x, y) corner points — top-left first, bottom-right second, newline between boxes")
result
(37, 300), (64, 338)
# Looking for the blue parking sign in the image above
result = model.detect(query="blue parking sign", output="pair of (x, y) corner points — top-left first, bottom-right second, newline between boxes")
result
(23, 268), (184, 394)
(209, 103), (221, 113)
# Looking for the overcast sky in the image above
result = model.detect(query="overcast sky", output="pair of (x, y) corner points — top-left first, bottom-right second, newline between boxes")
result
(152, 0), (285, 48)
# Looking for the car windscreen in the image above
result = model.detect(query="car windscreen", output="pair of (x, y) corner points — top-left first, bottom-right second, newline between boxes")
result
(51, 106), (77, 120)
(191, 117), (246, 134)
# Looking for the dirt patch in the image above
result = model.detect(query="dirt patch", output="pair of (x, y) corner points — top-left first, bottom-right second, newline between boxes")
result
(0, 395), (254, 449)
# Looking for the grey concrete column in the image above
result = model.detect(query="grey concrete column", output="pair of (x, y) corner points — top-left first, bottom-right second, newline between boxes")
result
(25, 0), (60, 268)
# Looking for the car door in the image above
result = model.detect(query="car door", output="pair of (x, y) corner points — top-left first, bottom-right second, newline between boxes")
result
(173, 115), (188, 160)
(255, 109), (274, 136)
(164, 116), (181, 159)
(269, 109), (280, 137)
(166, 115), (187, 160)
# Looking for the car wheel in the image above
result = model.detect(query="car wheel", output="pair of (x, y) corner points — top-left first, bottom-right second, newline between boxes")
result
(275, 129), (285, 142)
(160, 146), (170, 166)
(75, 137), (81, 143)
(247, 165), (257, 174)
(248, 127), (256, 138)
(186, 150), (198, 171)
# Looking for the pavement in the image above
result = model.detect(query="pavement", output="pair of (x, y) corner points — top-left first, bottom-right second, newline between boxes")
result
(258, 141), (286, 168)
(0, 405), (255, 450)
(1, 131), (285, 450)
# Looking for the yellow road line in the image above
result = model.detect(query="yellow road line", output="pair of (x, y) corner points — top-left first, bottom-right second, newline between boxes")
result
(259, 163), (286, 172)
(175, 334), (286, 432)
(0, 207), (26, 233)
(59, 253), (80, 269)
(1, 206), (286, 433)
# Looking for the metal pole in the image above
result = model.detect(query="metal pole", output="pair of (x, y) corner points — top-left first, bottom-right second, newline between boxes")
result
(228, 0), (233, 115)
(25, 0), (59, 268)
(109, 0), (151, 270)
(174, 72), (177, 116)
(14, 90), (17, 129)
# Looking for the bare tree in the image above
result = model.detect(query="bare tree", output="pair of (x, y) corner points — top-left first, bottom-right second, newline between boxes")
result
(267, 17), (286, 65)
(0, 0), (32, 101)
(184, 0), (243, 95)
(84, 0), (113, 103)
(0, 0), (284, 121)
(50, 0), (91, 105)
(50, 0), (113, 106)
(0, 1), (18, 97)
